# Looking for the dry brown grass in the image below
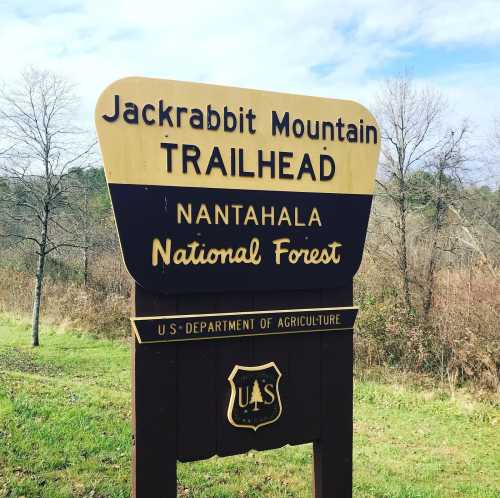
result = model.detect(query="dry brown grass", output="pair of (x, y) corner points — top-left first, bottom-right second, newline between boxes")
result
(0, 268), (130, 338)
(355, 259), (500, 392)
(432, 266), (500, 391)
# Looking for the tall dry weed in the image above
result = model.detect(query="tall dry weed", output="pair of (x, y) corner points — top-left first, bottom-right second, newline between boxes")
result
(0, 268), (130, 338)
(355, 257), (499, 391)
(432, 266), (500, 391)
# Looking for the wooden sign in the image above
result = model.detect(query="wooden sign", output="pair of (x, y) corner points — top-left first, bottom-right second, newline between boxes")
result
(95, 78), (380, 498)
(95, 78), (379, 294)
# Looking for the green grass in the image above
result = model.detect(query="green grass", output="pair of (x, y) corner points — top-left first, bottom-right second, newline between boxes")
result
(0, 314), (499, 497)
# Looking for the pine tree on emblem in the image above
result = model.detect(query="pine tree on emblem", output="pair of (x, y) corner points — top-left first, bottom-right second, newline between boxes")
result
(250, 380), (263, 411)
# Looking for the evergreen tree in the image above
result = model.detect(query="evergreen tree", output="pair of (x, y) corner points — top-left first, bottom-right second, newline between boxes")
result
(250, 380), (263, 411)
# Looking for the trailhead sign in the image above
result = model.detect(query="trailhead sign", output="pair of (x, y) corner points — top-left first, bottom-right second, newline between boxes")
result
(95, 77), (380, 498)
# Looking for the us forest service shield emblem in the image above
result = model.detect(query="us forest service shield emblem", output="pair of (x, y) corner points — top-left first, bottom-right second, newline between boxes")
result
(227, 362), (283, 431)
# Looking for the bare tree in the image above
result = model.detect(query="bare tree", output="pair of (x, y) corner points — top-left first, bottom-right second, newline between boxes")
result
(0, 68), (95, 346)
(375, 74), (445, 314)
(71, 167), (110, 286)
(418, 126), (469, 320)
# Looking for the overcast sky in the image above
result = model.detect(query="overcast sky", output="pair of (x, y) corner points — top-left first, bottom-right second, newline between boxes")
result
(1, 0), (500, 150)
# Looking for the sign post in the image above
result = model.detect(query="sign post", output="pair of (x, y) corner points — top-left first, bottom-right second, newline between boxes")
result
(96, 77), (380, 497)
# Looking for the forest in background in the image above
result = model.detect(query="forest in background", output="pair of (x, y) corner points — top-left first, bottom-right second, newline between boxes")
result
(0, 69), (499, 391)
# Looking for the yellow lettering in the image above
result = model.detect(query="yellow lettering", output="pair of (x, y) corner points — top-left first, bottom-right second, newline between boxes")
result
(249, 238), (262, 264)
(238, 386), (250, 408)
(277, 207), (292, 226)
(152, 238), (171, 266)
(294, 207), (305, 227)
(177, 203), (192, 224)
(309, 207), (322, 226)
(261, 205), (275, 225)
(233, 204), (243, 225)
(328, 242), (342, 263)
(244, 205), (259, 225)
(214, 204), (228, 225)
(195, 204), (211, 224)
(272, 238), (290, 264)
(156, 238), (262, 266)
(263, 384), (276, 405)
(173, 247), (188, 264)
(272, 238), (342, 265)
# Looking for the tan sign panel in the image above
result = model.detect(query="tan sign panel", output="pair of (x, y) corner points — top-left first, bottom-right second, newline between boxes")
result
(96, 77), (379, 195)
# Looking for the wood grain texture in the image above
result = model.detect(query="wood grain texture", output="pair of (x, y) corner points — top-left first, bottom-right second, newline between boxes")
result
(132, 284), (354, 497)
(313, 286), (354, 498)
(133, 285), (177, 498)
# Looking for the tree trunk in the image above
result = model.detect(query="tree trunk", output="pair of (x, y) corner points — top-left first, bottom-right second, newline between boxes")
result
(83, 245), (88, 286)
(398, 190), (412, 313)
(423, 234), (438, 321)
(82, 186), (89, 286)
(32, 216), (48, 347)
(423, 176), (445, 321)
(31, 251), (45, 347)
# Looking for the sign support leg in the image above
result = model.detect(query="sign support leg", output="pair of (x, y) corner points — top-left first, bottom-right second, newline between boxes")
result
(313, 331), (353, 498)
(133, 285), (178, 498)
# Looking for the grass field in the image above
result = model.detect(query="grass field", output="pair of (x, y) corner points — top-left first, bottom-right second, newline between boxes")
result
(0, 314), (499, 498)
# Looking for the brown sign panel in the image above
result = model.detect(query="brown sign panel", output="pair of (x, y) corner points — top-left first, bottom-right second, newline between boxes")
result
(95, 78), (380, 295)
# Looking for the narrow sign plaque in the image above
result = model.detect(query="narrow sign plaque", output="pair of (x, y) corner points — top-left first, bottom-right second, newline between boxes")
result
(132, 306), (358, 343)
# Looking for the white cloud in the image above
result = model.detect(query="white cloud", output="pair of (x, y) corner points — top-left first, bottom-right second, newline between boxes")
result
(0, 0), (499, 146)
(418, 0), (500, 45)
